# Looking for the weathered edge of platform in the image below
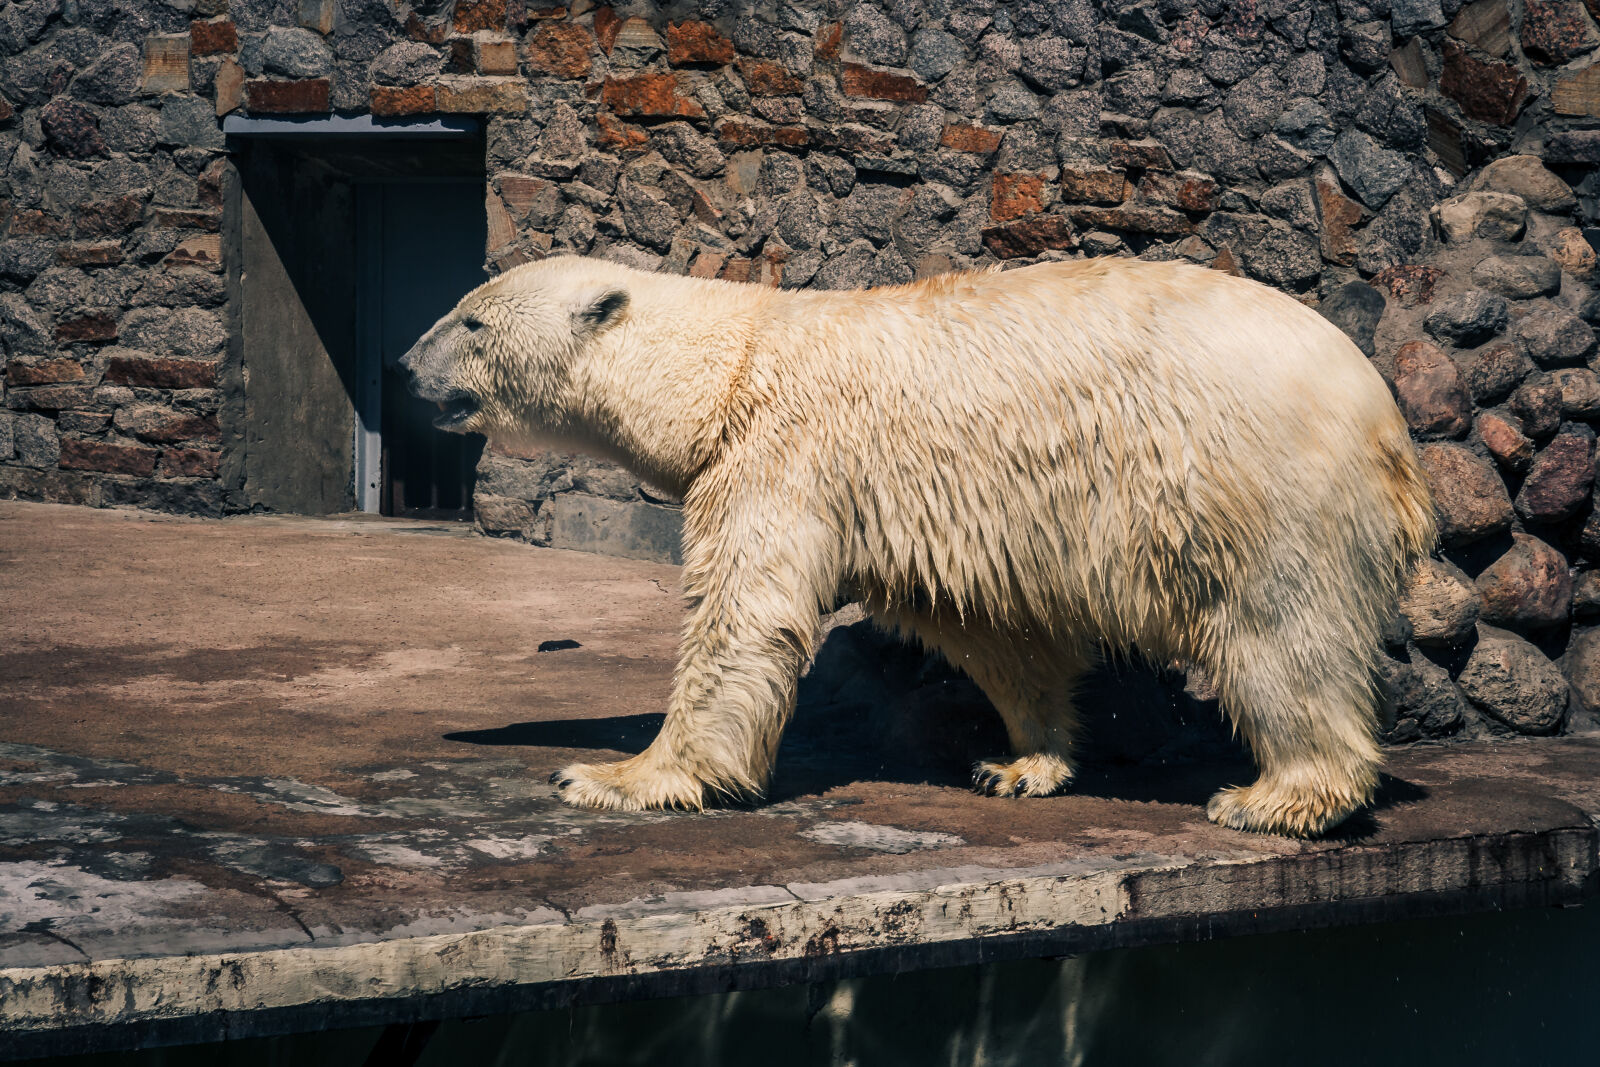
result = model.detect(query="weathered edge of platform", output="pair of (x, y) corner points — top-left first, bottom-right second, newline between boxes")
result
(3, 826), (1595, 1061)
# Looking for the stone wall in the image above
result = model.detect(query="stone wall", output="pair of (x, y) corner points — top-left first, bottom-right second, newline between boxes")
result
(2, 0), (1600, 744)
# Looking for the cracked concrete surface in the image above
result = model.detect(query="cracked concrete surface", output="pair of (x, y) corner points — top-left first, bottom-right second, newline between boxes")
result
(2, 502), (1599, 1059)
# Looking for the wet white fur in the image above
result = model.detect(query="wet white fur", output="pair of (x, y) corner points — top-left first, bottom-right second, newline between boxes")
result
(416, 255), (1434, 837)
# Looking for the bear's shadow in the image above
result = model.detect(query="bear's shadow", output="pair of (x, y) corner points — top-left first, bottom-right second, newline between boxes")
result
(446, 621), (1427, 827)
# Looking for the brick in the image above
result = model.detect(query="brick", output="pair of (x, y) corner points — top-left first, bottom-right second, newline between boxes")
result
(142, 35), (191, 93)
(981, 216), (1076, 259)
(1065, 205), (1196, 235)
(596, 113), (649, 151)
(60, 439), (159, 476)
(1390, 38), (1428, 88)
(56, 241), (124, 267)
(839, 63), (926, 102)
(814, 21), (843, 60)
(435, 77), (526, 113)
(446, 36), (476, 73)
(991, 173), (1047, 220)
(1109, 141), (1172, 171)
(55, 313), (117, 343)
(525, 22), (592, 78)
(298, 0), (335, 34)
(739, 59), (805, 97)
(190, 18), (237, 55)
(105, 355), (218, 389)
(215, 57), (243, 116)
(593, 6), (623, 53)
(718, 257), (752, 283)
(165, 235), (222, 270)
(1211, 246), (1243, 275)
(497, 175), (551, 214)
(6, 359), (85, 386)
(1313, 173), (1365, 267)
(1425, 108), (1470, 177)
(1449, 0), (1512, 55)
(245, 79), (332, 114)
(1137, 170), (1218, 212)
(602, 73), (704, 118)
(116, 407), (218, 443)
(476, 36), (519, 75)
(159, 448), (221, 479)
(1520, 0), (1599, 63)
(940, 123), (1002, 154)
(76, 194), (144, 236)
(1060, 166), (1132, 206)
(689, 250), (726, 278)
(151, 208), (221, 230)
(667, 20), (734, 65)
(454, 0), (506, 33)
(11, 210), (69, 237)
(1439, 39), (1529, 124)
(1554, 64), (1600, 116)
(371, 84), (437, 116)
(715, 119), (810, 148)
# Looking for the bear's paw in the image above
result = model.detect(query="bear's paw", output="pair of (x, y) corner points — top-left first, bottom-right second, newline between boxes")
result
(551, 757), (708, 812)
(970, 754), (1075, 798)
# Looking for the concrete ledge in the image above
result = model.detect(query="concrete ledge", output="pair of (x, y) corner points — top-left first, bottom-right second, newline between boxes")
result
(3, 503), (1599, 1059)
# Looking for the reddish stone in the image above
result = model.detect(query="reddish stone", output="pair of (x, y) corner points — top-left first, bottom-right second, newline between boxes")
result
(1394, 342), (1472, 438)
(1211, 247), (1244, 275)
(1313, 173), (1365, 267)
(602, 73), (704, 118)
(59, 439), (159, 477)
(1439, 39), (1529, 124)
(593, 6), (623, 53)
(839, 63), (926, 102)
(526, 22), (593, 78)
(740, 59), (805, 97)
(104, 355), (218, 389)
(55, 312), (117, 343)
(75, 194), (143, 236)
(159, 449), (221, 479)
(596, 113), (649, 151)
(1478, 411), (1535, 472)
(815, 21), (843, 60)
(689, 250), (726, 278)
(245, 79), (332, 114)
(5, 359), (85, 386)
(215, 57), (244, 117)
(1137, 170), (1217, 211)
(454, 0), (506, 33)
(497, 174), (551, 215)
(1065, 204), (1196, 235)
(1058, 166), (1130, 206)
(718, 257), (752, 283)
(0, 97), (12, 122)
(1373, 265), (1447, 307)
(1516, 432), (1596, 523)
(1467, 345), (1533, 405)
(190, 18), (237, 55)
(980, 215), (1076, 259)
(476, 37), (519, 75)
(715, 119), (809, 148)
(1520, 0), (1599, 63)
(151, 208), (221, 230)
(404, 11), (450, 43)
(940, 123), (1002, 154)
(991, 173), (1047, 221)
(1109, 141), (1172, 171)
(55, 241), (124, 267)
(371, 84), (438, 116)
(12, 210), (69, 237)
(1477, 533), (1574, 630)
(40, 97), (107, 159)
(667, 20), (734, 65)
(1417, 442), (1515, 546)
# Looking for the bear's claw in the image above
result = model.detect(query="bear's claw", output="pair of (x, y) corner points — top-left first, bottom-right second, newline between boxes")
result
(970, 754), (1075, 798)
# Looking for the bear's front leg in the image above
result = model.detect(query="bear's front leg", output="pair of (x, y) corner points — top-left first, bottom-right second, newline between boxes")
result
(553, 484), (833, 812)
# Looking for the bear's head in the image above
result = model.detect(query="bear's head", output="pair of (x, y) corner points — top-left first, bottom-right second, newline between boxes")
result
(398, 256), (630, 442)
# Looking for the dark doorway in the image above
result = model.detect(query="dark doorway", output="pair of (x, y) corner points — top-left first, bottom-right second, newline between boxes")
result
(355, 182), (488, 520)
(225, 117), (487, 520)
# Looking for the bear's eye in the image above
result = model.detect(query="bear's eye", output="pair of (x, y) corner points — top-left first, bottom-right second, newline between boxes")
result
(461, 315), (484, 332)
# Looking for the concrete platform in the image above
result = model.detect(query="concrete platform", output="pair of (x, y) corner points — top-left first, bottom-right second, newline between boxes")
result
(2, 501), (1599, 1060)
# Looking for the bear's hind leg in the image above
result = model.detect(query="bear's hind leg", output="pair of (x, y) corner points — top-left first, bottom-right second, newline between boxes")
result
(888, 612), (1089, 798)
(1201, 622), (1381, 837)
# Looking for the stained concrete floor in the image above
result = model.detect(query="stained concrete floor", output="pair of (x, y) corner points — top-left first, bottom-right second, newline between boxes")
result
(2, 501), (1599, 1059)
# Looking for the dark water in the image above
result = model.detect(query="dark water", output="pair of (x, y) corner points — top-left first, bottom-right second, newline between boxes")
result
(28, 901), (1600, 1067)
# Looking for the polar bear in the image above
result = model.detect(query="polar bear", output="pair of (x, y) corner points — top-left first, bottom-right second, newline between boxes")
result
(400, 255), (1434, 837)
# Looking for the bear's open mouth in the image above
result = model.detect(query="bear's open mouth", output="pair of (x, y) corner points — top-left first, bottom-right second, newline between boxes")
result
(432, 391), (481, 430)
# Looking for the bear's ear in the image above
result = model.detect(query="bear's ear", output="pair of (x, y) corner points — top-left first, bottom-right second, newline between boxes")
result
(573, 288), (629, 335)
